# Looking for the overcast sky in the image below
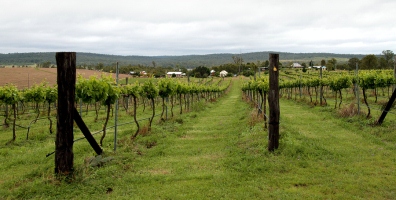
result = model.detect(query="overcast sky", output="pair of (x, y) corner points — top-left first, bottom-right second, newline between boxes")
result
(1, 0), (395, 56)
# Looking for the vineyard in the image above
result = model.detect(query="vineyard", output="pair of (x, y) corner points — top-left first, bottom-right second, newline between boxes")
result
(1, 69), (396, 199)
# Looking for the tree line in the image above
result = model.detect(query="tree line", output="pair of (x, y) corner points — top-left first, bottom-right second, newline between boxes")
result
(1, 51), (367, 68)
(297, 50), (395, 71)
(2, 51), (393, 77)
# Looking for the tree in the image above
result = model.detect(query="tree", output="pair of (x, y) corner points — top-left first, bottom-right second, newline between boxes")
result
(41, 61), (52, 68)
(360, 55), (378, 69)
(327, 58), (337, 70)
(382, 50), (394, 69)
(180, 66), (188, 73)
(96, 63), (104, 70)
(232, 55), (243, 74)
(337, 63), (350, 70)
(264, 60), (269, 68)
(192, 66), (210, 78)
(153, 68), (166, 78)
(379, 57), (387, 69)
(242, 70), (254, 77)
(321, 59), (326, 67)
(348, 57), (360, 70)
(214, 63), (238, 75)
(232, 55), (243, 66)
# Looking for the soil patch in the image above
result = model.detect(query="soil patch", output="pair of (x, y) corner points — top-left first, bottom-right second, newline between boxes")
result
(0, 68), (129, 89)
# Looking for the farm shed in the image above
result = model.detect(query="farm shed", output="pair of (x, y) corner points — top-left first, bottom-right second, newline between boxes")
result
(291, 63), (302, 68)
(167, 72), (184, 78)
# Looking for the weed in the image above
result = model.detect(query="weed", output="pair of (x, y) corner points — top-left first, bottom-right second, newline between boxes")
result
(247, 109), (263, 127)
(175, 118), (183, 124)
(138, 125), (150, 136)
(209, 98), (217, 102)
(145, 140), (157, 149)
(337, 103), (366, 117)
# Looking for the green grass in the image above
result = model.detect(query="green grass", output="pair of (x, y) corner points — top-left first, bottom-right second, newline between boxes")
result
(1, 78), (396, 199)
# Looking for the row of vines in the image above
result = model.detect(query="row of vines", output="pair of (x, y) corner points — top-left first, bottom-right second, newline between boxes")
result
(0, 75), (231, 144)
(242, 70), (396, 121)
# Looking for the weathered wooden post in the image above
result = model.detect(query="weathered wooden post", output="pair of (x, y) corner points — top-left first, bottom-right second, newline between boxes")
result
(355, 63), (360, 115)
(376, 88), (396, 125)
(393, 56), (396, 92)
(114, 62), (119, 151)
(268, 53), (280, 151)
(320, 66), (323, 105)
(55, 52), (76, 176)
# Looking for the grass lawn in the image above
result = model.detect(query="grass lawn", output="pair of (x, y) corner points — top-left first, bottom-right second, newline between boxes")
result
(1, 78), (395, 199)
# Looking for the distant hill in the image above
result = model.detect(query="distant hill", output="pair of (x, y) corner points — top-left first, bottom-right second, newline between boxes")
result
(0, 52), (367, 68)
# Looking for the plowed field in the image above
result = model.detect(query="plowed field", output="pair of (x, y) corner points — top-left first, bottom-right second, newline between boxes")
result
(0, 68), (129, 89)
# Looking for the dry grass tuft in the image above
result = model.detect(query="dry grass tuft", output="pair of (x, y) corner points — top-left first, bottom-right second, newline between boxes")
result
(248, 109), (263, 127)
(337, 103), (365, 117)
(139, 125), (150, 136)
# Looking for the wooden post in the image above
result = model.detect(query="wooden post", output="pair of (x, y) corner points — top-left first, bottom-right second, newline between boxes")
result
(55, 52), (76, 176)
(73, 108), (102, 155)
(268, 53), (280, 151)
(376, 88), (396, 125)
(4, 105), (9, 127)
(299, 75), (302, 99)
(114, 62), (119, 151)
(320, 66), (323, 105)
(355, 63), (360, 114)
(393, 56), (396, 92)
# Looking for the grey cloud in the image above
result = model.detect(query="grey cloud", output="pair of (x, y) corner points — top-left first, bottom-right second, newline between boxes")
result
(1, 0), (396, 55)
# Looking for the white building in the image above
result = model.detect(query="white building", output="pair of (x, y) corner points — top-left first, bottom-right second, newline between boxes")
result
(167, 72), (184, 78)
(291, 63), (302, 68)
(313, 66), (326, 70)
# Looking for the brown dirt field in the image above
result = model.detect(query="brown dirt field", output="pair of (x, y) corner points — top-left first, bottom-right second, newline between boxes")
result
(0, 68), (130, 89)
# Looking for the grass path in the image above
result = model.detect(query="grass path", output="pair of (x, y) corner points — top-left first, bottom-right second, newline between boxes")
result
(121, 79), (254, 199)
(276, 101), (396, 199)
